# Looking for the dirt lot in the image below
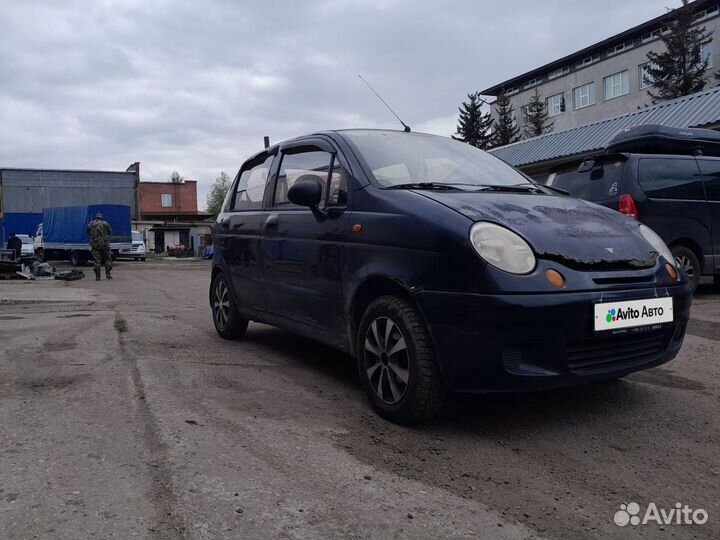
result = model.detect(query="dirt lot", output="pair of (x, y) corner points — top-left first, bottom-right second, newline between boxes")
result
(0, 260), (718, 540)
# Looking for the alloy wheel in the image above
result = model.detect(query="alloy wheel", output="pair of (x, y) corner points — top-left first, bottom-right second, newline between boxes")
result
(675, 255), (694, 278)
(363, 317), (410, 404)
(213, 278), (230, 330)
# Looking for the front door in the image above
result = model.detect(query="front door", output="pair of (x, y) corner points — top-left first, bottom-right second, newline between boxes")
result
(261, 142), (350, 342)
(698, 158), (720, 274)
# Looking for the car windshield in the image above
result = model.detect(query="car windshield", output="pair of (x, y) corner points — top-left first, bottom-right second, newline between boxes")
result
(19, 236), (33, 244)
(341, 130), (531, 188)
(132, 232), (143, 242)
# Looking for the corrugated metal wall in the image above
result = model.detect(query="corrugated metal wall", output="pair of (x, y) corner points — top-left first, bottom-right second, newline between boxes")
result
(1, 169), (136, 214)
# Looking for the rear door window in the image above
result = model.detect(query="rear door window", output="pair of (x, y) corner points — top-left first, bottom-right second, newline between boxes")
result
(232, 154), (274, 211)
(546, 159), (624, 202)
(638, 158), (704, 200)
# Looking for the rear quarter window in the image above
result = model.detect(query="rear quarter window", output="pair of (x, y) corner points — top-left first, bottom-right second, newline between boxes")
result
(638, 158), (704, 200)
(547, 159), (624, 202)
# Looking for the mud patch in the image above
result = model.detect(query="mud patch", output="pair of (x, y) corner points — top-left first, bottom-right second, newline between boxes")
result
(114, 314), (128, 333)
(20, 374), (90, 392)
(0, 315), (25, 321)
(57, 314), (92, 319)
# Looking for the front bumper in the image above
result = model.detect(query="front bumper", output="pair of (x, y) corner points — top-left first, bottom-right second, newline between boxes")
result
(415, 284), (692, 392)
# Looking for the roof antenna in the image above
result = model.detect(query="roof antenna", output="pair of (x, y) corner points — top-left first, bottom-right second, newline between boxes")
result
(358, 74), (411, 132)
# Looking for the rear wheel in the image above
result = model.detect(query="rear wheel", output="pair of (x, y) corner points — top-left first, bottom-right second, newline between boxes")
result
(211, 273), (248, 340)
(36, 249), (45, 263)
(672, 245), (700, 292)
(69, 250), (79, 267)
(357, 295), (446, 424)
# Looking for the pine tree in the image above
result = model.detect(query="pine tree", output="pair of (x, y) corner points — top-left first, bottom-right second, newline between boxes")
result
(523, 88), (553, 139)
(453, 92), (494, 149)
(644, 0), (712, 101)
(490, 93), (520, 148)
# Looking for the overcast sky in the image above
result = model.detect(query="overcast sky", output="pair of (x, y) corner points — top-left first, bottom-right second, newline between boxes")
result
(0, 0), (671, 208)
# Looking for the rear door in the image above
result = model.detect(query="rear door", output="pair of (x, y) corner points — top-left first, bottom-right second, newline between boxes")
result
(698, 158), (720, 274)
(635, 157), (711, 268)
(217, 152), (275, 313)
(261, 139), (351, 341)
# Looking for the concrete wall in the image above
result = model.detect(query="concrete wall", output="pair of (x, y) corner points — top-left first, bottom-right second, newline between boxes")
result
(490, 15), (720, 135)
(138, 181), (198, 217)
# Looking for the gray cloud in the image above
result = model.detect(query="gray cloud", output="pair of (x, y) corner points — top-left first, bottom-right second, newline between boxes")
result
(0, 0), (669, 207)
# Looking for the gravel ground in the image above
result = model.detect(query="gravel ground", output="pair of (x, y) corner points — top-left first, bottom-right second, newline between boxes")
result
(0, 260), (718, 540)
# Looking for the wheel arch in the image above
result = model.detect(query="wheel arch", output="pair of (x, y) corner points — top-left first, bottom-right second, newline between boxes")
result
(668, 238), (704, 270)
(347, 276), (425, 357)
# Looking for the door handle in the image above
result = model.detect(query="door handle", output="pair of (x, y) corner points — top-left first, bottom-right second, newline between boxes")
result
(265, 214), (279, 230)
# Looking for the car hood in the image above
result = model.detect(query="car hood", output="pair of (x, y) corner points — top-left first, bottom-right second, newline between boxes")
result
(419, 191), (657, 268)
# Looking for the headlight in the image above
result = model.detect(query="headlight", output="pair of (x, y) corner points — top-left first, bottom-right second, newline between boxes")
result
(470, 222), (536, 274)
(638, 224), (674, 267)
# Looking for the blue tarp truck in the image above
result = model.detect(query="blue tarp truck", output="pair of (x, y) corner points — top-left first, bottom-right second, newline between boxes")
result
(33, 204), (132, 266)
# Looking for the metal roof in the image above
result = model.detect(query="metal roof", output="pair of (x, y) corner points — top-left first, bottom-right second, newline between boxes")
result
(489, 85), (720, 169)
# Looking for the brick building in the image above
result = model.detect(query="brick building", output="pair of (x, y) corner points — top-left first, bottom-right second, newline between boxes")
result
(135, 180), (212, 255)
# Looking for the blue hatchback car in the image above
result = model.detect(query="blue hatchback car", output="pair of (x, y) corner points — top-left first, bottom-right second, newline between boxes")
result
(211, 130), (692, 423)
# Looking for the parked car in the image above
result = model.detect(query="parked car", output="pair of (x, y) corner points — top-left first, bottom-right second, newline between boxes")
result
(546, 125), (720, 291)
(210, 129), (692, 423)
(119, 230), (146, 261)
(16, 234), (35, 259)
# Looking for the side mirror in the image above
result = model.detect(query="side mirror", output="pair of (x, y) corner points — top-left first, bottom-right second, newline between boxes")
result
(288, 178), (323, 208)
(577, 159), (595, 173)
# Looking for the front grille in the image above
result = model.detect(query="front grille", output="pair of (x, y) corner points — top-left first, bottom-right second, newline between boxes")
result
(567, 329), (672, 375)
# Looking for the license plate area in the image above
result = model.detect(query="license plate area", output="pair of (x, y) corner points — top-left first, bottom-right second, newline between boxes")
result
(594, 297), (673, 332)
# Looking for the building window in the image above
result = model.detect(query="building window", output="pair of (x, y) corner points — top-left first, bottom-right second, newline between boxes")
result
(547, 66), (570, 80)
(575, 54), (600, 69)
(639, 62), (656, 89)
(604, 70), (629, 100)
(640, 26), (670, 44)
(607, 40), (635, 57)
(523, 76), (543, 90)
(701, 42), (714, 68)
(161, 194), (173, 207)
(573, 82), (596, 109)
(504, 86), (519, 96)
(694, 5), (719, 22)
(546, 93), (565, 117)
(520, 104), (530, 126)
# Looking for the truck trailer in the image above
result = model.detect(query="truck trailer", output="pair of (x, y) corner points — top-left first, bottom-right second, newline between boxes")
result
(34, 204), (132, 266)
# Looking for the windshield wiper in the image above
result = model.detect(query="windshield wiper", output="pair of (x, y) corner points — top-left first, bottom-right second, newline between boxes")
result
(386, 182), (466, 191)
(475, 183), (546, 193)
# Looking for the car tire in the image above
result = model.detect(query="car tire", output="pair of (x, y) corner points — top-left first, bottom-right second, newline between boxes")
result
(211, 272), (248, 340)
(672, 245), (700, 292)
(140, 257), (146, 262)
(35, 249), (45, 263)
(714, 275), (720, 289)
(356, 295), (446, 424)
(69, 250), (79, 267)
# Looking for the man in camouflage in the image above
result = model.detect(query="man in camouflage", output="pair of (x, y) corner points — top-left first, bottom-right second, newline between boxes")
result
(87, 212), (113, 281)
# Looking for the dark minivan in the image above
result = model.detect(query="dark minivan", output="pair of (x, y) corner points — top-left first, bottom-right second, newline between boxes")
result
(211, 129), (692, 423)
(547, 125), (720, 291)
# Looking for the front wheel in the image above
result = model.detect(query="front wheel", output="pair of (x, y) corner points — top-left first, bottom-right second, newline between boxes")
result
(672, 245), (700, 292)
(211, 273), (248, 340)
(36, 249), (45, 263)
(357, 295), (446, 424)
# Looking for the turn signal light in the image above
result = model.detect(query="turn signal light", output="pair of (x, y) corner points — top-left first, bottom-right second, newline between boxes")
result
(666, 263), (678, 281)
(546, 269), (566, 289)
(618, 194), (638, 219)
